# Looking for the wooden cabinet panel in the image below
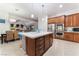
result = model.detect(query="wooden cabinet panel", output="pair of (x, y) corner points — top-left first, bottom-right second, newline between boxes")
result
(74, 33), (79, 42)
(45, 35), (50, 50)
(64, 32), (74, 41)
(26, 38), (35, 56)
(26, 34), (53, 56)
(36, 48), (44, 56)
(48, 16), (65, 24)
(64, 32), (79, 43)
(64, 13), (79, 27)
(36, 37), (44, 49)
(74, 14), (79, 26)
(49, 34), (53, 46)
(56, 16), (64, 24)
(48, 18), (56, 24)
(65, 15), (73, 27)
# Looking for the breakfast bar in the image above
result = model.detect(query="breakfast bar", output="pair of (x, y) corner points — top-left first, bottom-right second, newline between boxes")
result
(20, 32), (53, 56)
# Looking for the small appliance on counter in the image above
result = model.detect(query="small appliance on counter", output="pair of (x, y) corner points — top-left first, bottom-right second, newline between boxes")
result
(72, 28), (79, 32)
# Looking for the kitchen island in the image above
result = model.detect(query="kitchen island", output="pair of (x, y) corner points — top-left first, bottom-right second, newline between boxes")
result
(20, 32), (53, 56)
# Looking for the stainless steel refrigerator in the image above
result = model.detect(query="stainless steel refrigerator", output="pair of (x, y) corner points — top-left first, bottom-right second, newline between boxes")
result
(48, 24), (64, 39)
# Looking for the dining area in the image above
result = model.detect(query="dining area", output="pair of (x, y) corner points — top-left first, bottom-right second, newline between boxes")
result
(0, 30), (19, 44)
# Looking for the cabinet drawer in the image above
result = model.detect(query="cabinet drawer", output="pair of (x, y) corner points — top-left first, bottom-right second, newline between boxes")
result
(64, 32), (74, 41)
(74, 33), (79, 42)
(36, 48), (44, 56)
(45, 36), (49, 39)
(36, 40), (44, 47)
(45, 42), (49, 50)
(49, 40), (53, 46)
(50, 38), (53, 42)
(36, 37), (44, 42)
(36, 44), (44, 51)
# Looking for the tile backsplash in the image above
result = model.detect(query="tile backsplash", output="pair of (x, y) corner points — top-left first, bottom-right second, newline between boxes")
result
(65, 27), (73, 31)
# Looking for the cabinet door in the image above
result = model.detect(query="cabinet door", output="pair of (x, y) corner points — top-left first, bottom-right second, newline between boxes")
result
(75, 14), (79, 26)
(64, 32), (74, 41)
(64, 16), (70, 27)
(36, 48), (44, 56)
(26, 37), (35, 56)
(36, 37), (44, 56)
(74, 33), (79, 42)
(45, 35), (50, 50)
(49, 34), (53, 46)
(68, 15), (73, 27)
(48, 16), (65, 24)
(57, 16), (64, 24)
(71, 14), (75, 27)
(48, 18), (56, 24)
(65, 15), (73, 27)
(65, 14), (79, 27)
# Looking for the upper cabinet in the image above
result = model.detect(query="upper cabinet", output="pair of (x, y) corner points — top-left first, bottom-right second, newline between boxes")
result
(48, 16), (65, 24)
(64, 13), (79, 27)
(64, 15), (73, 27)
(48, 13), (79, 27)
(74, 13), (79, 26)
(48, 18), (56, 24)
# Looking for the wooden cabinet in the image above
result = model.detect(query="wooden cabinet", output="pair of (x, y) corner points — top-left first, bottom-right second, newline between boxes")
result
(64, 32), (74, 41)
(64, 32), (79, 43)
(64, 15), (74, 27)
(74, 14), (79, 26)
(26, 34), (53, 56)
(56, 16), (65, 24)
(26, 38), (35, 56)
(48, 16), (65, 24)
(45, 35), (50, 50)
(36, 37), (44, 56)
(64, 13), (79, 27)
(48, 18), (56, 24)
(49, 34), (53, 46)
(74, 33), (79, 42)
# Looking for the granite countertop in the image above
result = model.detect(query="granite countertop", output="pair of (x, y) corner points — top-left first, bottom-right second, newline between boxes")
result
(19, 32), (53, 39)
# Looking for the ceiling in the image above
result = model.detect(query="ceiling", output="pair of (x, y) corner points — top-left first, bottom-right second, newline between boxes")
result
(0, 3), (79, 20)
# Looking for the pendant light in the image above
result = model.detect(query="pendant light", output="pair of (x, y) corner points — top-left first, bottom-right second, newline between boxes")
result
(41, 4), (47, 21)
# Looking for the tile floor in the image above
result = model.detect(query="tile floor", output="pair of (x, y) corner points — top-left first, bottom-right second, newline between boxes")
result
(0, 39), (79, 56)
(0, 40), (26, 56)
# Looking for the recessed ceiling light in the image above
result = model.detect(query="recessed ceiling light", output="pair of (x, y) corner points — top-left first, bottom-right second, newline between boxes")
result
(31, 14), (34, 18)
(59, 4), (63, 8)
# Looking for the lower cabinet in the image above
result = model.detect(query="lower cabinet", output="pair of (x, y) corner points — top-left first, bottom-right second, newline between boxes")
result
(26, 38), (35, 56)
(64, 32), (74, 41)
(49, 34), (53, 46)
(64, 32), (79, 43)
(36, 37), (45, 56)
(74, 33), (79, 42)
(45, 35), (50, 50)
(26, 34), (53, 56)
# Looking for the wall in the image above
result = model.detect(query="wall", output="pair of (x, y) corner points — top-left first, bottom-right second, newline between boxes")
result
(38, 16), (48, 32)
(0, 10), (38, 34)
(9, 14), (38, 31)
(0, 10), (10, 34)
(9, 13), (37, 25)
